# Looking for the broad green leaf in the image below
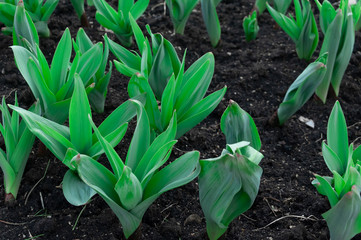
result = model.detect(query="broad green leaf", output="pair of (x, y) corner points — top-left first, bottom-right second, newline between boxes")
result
(130, 0), (149, 20)
(143, 151), (200, 199)
(125, 100), (150, 170)
(50, 28), (72, 93)
(220, 100), (261, 150)
(69, 74), (92, 153)
(277, 60), (327, 125)
(199, 145), (262, 240)
(76, 43), (103, 86)
(62, 169), (96, 206)
(9, 105), (70, 160)
(323, 186), (361, 240)
(327, 101), (349, 175)
(97, 96), (145, 139)
(322, 142), (345, 175)
(114, 166), (143, 210)
(106, 35), (141, 70)
(176, 86), (226, 139)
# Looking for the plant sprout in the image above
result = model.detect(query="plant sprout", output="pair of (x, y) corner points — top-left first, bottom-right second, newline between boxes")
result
(165, 0), (199, 34)
(271, 53), (328, 126)
(12, 0), (38, 53)
(92, 0), (149, 47)
(314, 2), (355, 103)
(165, 0), (222, 47)
(243, 10), (259, 42)
(0, 0), (58, 37)
(313, 101), (361, 240)
(0, 96), (39, 206)
(199, 100), (263, 240)
(201, 0), (222, 47)
(70, 0), (94, 27)
(267, 0), (319, 61)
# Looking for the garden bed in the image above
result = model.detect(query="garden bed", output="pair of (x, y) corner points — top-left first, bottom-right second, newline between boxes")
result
(0, 0), (361, 239)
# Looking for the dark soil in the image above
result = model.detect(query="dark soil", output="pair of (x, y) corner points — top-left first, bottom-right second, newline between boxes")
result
(1, 0), (361, 239)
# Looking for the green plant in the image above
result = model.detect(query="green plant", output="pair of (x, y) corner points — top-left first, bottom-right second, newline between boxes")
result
(12, 28), (110, 123)
(315, 0), (361, 33)
(271, 53), (328, 126)
(165, 0), (199, 34)
(199, 100), (263, 239)
(314, 2), (355, 103)
(0, 95), (39, 205)
(165, 0), (222, 47)
(9, 75), (144, 206)
(11, 0), (38, 54)
(267, 0), (319, 61)
(107, 19), (226, 139)
(70, 0), (94, 27)
(312, 101), (361, 240)
(92, 0), (149, 47)
(243, 10), (259, 42)
(69, 105), (200, 238)
(0, 0), (58, 37)
(74, 28), (113, 113)
(201, 0), (222, 47)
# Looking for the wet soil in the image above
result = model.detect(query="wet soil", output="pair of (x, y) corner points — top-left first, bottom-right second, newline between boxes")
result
(0, 0), (361, 239)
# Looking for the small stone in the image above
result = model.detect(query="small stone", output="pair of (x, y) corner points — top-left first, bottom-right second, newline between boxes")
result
(184, 214), (202, 226)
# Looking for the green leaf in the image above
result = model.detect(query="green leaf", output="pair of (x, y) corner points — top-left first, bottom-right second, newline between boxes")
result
(106, 35), (141, 70)
(62, 169), (96, 206)
(277, 59), (327, 125)
(97, 96), (145, 139)
(201, 0), (221, 47)
(323, 186), (361, 240)
(125, 100), (150, 170)
(166, 0), (199, 34)
(130, 0), (149, 20)
(50, 28), (72, 93)
(327, 101), (349, 175)
(331, 12), (354, 96)
(322, 142), (345, 175)
(220, 100), (261, 150)
(199, 145), (263, 240)
(114, 166), (143, 210)
(69, 74), (92, 154)
(9, 105), (70, 161)
(128, 74), (161, 132)
(176, 86), (226, 139)
(13, 1), (39, 52)
(134, 114), (177, 183)
(160, 75), (176, 130)
(143, 151), (200, 199)
(312, 175), (339, 207)
(316, 10), (342, 103)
